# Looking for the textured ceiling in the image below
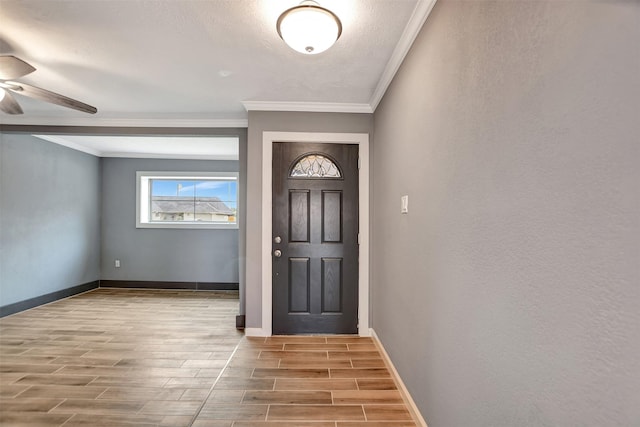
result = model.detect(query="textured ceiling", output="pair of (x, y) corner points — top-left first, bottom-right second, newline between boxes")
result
(0, 0), (428, 126)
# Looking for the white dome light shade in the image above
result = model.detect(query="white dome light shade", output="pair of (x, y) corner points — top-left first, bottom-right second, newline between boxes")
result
(277, 1), (342, 55)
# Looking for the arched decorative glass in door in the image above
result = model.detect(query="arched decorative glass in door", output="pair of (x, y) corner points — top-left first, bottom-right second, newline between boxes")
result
(289, 153), (342, 178)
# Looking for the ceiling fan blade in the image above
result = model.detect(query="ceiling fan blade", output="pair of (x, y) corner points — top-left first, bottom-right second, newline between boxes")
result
(8, 82), (97, 114)
(0, 90), (24, 114)
(0, 55), (36, 80)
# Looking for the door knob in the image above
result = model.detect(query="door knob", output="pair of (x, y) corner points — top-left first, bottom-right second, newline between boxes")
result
(274, 236), (282, 244)
(274, 249), (282, 258)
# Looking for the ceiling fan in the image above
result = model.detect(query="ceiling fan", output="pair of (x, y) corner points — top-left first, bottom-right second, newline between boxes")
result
(0, 55), (97, 115)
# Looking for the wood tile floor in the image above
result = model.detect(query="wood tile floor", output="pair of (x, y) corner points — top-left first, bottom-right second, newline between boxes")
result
(0, 289), (416, 426)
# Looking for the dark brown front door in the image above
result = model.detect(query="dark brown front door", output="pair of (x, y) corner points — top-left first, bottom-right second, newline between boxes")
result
(272, 142), (359, 334)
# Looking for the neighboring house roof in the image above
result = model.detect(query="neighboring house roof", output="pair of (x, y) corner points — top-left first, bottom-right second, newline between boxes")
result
(151, 196), (235, 216)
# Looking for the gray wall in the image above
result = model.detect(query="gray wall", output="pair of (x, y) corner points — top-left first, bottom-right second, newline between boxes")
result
(372, 1), (639, 426)
(245, 111), (373, 328)
(101, 157), (239, 283)
(0, 133), (101, 306)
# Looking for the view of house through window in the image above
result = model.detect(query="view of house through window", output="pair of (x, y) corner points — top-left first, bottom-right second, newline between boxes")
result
(151, 179), (237, 223)
(137, 172), (238, 229)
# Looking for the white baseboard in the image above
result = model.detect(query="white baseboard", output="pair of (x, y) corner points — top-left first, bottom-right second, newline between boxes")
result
(244, 327), (269, 337)
(370, 328), (429, 427)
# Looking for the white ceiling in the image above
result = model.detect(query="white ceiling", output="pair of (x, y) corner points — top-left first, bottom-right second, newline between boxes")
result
(0, 0), (435, 127)
(33, 134), (239, 160)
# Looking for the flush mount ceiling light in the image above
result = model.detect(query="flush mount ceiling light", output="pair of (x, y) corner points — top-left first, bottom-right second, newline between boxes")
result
(277, 0), (342, 55)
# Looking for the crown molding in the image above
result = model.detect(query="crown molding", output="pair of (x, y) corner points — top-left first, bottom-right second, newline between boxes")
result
(0, 116), (248, 128)
(369, 0), (437, 111)
(242, 101), (373, 114)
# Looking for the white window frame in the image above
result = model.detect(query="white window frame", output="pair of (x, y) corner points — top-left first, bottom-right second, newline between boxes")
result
(136, 171), (239, 229)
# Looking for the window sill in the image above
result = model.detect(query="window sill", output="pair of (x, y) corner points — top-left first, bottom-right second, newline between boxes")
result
(136, 222), (238, 230)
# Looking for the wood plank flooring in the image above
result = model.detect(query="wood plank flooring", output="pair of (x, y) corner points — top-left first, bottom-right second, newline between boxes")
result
(0, 289), (416, 426)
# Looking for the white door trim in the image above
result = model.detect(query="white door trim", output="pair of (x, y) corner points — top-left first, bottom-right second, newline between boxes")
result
(253, 131), (370, 337)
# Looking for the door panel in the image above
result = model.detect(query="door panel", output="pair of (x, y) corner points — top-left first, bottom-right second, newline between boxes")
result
(321, 257), (342, 313)
(322, 191), (342, 242)
(289, 190), (310, 242)
(289, 258), (310, 313)
(272, 142), (359, 334)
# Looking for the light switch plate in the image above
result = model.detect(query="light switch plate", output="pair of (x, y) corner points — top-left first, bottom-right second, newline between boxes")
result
(401, 195), (409, 214)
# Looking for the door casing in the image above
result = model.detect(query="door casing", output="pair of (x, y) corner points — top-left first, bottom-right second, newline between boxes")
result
(250, 131), (370, 337)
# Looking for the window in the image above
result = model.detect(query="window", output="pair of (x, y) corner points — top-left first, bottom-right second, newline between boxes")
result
(290, 153), (342, 178)
(137, 171), (238, 229)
